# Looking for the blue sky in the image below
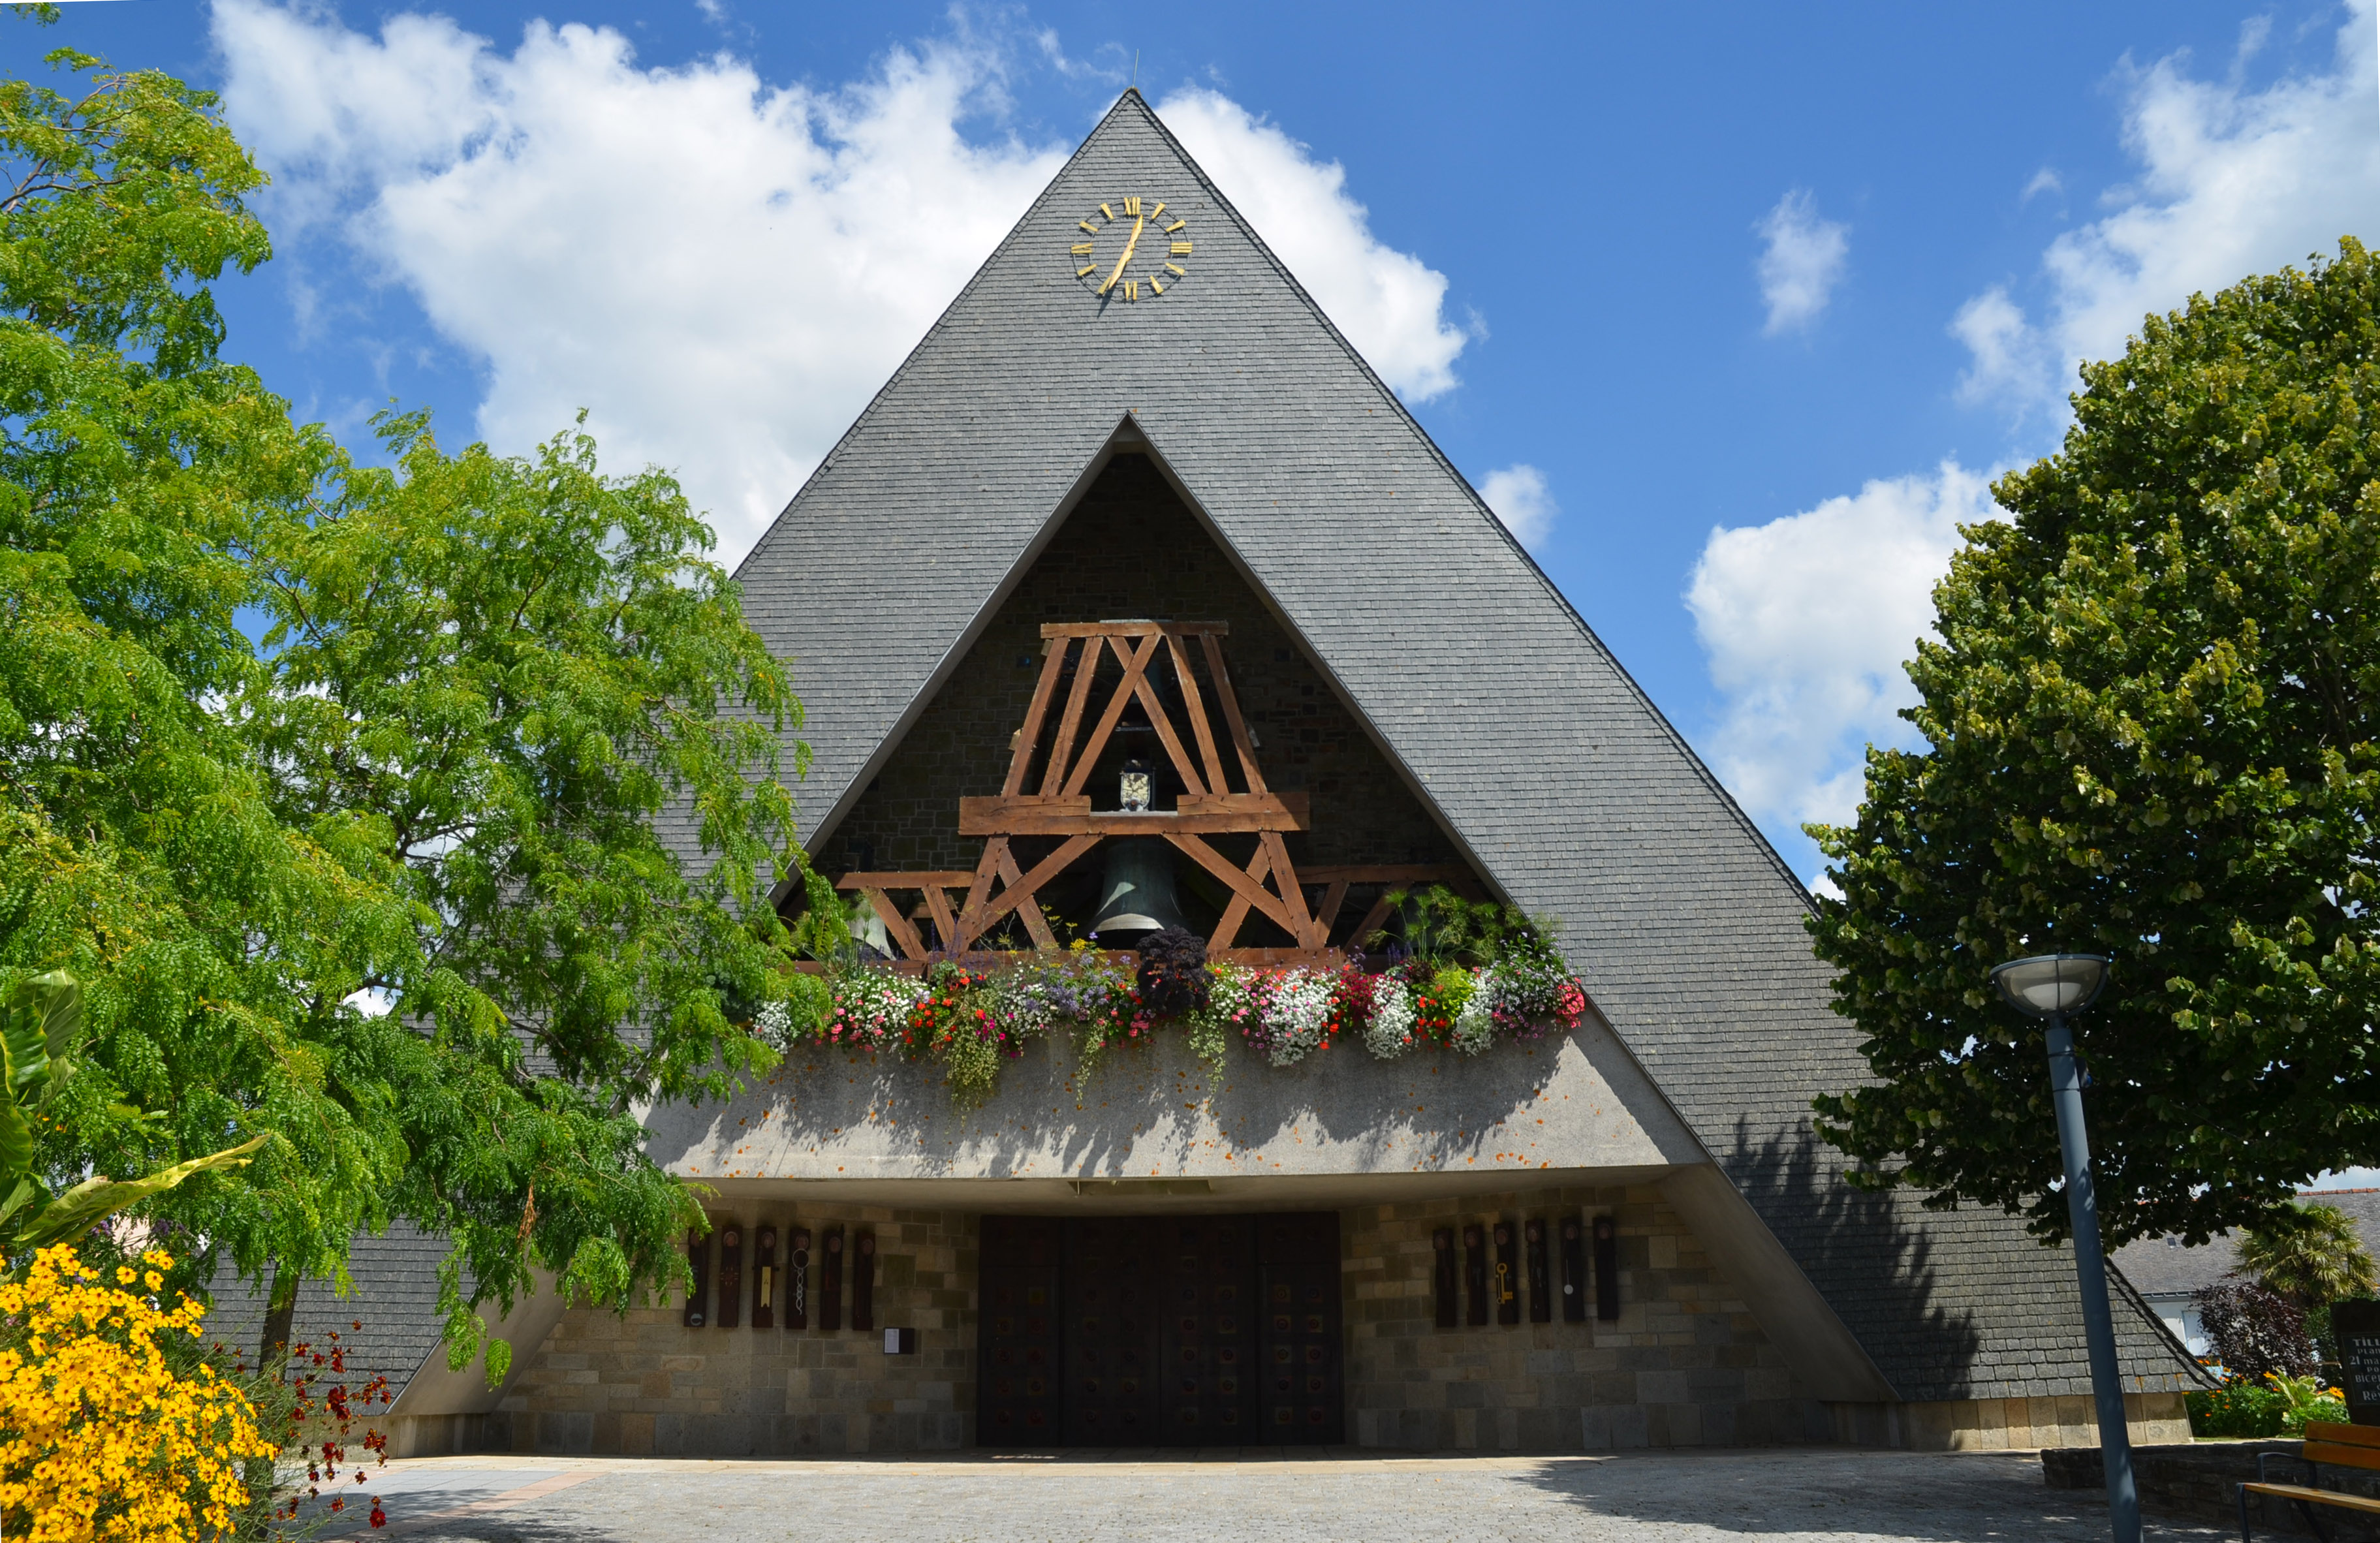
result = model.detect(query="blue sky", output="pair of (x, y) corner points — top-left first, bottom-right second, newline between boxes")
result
(20, 1), (2380, 885)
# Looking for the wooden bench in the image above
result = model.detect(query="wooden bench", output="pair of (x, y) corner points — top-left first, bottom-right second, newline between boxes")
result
(2239, 1420), (2380, 1540)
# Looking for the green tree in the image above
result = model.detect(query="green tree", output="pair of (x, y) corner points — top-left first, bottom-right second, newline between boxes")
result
(2240, 1204), (2379, 1312)
(1809, 238), (2380, 1247)
(0, 31), (806, 1379)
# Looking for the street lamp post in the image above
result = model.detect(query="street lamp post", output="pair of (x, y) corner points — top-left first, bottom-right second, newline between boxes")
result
(1990, 952), (2136, 1543)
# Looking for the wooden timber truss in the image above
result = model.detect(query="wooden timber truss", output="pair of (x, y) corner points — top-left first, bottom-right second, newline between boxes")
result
(833, 620), (1477, 964)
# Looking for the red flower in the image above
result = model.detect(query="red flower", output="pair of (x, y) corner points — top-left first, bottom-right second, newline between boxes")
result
(369, 1500), (387, 1528)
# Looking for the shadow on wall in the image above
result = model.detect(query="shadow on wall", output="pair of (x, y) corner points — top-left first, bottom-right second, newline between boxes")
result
(648, 1022), (1647, 1183)
(1719, 1114), (1982, 1403)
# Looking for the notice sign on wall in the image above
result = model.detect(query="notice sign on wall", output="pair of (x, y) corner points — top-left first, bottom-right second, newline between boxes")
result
(2330, 1300), (2380, 1425)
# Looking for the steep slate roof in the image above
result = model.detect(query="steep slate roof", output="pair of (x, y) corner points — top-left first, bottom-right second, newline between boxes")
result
(732, 90), (2198, 1403)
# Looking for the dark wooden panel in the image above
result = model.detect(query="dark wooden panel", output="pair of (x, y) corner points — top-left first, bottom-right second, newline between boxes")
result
(1559, 1215), (1587, 1323)
(1593, 1215), (1620, 1322)
(753, 1225), (777, 1330)
(1158, 1215), (1255, 1443)
(1524, 1219), (1551, 1324)
(787, 1227), (810, 1331)
(683, 1228), (710, 1329)
(980, 1216), (1063, 1446)
(821, 1224), (845, 1332)
(716, 1224), (743, 1329)
(1061, 1217), (1160, 1445)
(1256, 1212), (1341, 1445)
(1462, 1223), (1488, 1327)
(853, 1231), (876, 1332)
(1432, 1228), (1458, 1329)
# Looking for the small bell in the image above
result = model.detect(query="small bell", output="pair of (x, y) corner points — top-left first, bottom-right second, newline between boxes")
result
(1089, 837), (1193, 940)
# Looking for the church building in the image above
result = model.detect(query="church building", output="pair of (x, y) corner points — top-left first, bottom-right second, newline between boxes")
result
(307, 89), (2203, 1458)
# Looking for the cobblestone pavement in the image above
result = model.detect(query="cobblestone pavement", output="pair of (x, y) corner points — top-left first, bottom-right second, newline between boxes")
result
(314, 1447), (2234, 1542)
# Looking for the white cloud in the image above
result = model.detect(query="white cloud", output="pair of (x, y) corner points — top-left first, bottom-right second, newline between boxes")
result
(1477, 464), (1557, 551)
(1155, 87), (1472, 401)
(1754, 188), (1849, 335)
(2022, 167), (2065, 203)
(213, 5), (1477, 559)
(1956, 2), (2380, 417)
(1686, 462), (2002, 834)
(213, 1), (1072, 561)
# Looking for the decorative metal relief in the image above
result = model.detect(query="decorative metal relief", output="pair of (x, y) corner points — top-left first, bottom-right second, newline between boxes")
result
(853, 1230), (877, 1332)
(1525, 1219), (1551, 1324)
(683, 1227), (709, 1329)
(1492, 1222), (1520, 1326)
(788, 1227), (810, 1330)
(1462, 1224), (1488, 1327)
(1592, 1215), (1620, 1322)
(716, 1226), (743, 1329)
(821, 1224), (845, 1331)
(754, 1225), (777, 1330)
(1431, 1228), (1457, 1329)
(1559, 1215), (1588, 1324)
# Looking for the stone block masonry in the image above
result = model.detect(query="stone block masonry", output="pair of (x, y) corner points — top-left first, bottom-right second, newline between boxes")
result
(489, 1204), (979, 1457)
(1343, 1184), (1822, 1452)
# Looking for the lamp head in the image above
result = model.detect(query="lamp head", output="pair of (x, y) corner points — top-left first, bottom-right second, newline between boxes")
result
(1988, 954), (2112, 1021)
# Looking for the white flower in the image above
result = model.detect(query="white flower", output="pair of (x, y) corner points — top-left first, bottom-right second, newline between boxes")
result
(1260, 969), (1336, 1067)
(1364, 975), (1418, 1060)
(753, 999), (794, 1051)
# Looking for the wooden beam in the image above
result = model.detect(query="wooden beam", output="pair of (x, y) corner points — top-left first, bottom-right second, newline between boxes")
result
(835, 871), (980, 890)
(1172, 792), (1307, 822)
(1130, 664), (1207, 798)
(1039, 637), (1103, 797)
(956, 838), (1009, 951)
(1165, 832), (1296, 936)
(994, 844), (1059, 951)
(1207, 841), (1268, 953)
(1041, 621), (1228, 638)
(864, 887), (928, 962)
(1165, 631), (1231, 796)
(1001, 637), (1071, 797)
(1260, 831), (1322, 950)
(1198, 631), (1267, 795)
(958, 805), (1308, 837)
(1349, 893), (1400, 952)
(1316, 878), (1351, 943)
(1059, 633), (1164, 798)
(965, 834), (1100, 934)
(919, 885), (960, 954)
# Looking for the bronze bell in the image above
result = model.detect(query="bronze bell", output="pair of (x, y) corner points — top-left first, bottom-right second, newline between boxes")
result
(1089, 837), (1192, 940)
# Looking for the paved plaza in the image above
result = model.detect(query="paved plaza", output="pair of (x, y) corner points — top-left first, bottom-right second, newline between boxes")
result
(315, 1448), (2234, 1542)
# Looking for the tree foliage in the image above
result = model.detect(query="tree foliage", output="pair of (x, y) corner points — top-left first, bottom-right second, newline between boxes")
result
(1809, 239), (2380, 1246)
(2240, 1203), (2380, 1311)
(0, 33), (806, 1375)
(2195, 1279), (2319, 1382)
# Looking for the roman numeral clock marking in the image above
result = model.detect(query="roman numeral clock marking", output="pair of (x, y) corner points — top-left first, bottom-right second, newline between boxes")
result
(1069, 196), (1189, 304)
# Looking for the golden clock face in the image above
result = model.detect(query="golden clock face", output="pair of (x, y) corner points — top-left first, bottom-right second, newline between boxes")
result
(1069, 195), (1191, 303)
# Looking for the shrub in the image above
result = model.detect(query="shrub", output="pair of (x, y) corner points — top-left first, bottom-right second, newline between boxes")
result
(2197, 1279), (2317, 1380)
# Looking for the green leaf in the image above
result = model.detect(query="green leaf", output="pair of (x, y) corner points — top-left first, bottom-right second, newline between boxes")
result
(12, 1132), (266, 1249)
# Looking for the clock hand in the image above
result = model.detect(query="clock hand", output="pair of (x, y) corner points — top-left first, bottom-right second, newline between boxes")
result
(1099, 215), (1145, 295)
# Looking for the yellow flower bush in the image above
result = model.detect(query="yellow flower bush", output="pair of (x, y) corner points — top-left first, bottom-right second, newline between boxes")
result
(0, 1245), (274, 1541)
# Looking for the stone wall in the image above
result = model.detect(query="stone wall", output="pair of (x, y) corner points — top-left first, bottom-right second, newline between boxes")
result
(2044, 1441), (2328, 1531)
(1342, 1183), (1823, 1451)
(487, 1202), (977, 1457)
